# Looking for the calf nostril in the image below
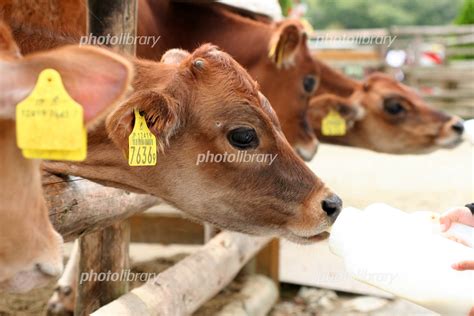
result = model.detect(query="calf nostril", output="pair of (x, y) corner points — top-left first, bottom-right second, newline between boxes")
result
(451, 121), (464, 135)
(322, 194), (343, 217)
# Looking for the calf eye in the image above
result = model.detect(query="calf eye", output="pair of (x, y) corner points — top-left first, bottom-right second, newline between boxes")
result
(383, 99), (405, 115)
(303, 75), (317, 94)
(227, 127), (259, 149)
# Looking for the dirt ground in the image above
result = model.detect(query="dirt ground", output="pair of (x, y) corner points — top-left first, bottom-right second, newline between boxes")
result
(0, 142), (472, 315)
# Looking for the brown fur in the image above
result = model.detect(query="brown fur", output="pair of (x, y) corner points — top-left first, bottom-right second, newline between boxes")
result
(0, 0), (85, 53)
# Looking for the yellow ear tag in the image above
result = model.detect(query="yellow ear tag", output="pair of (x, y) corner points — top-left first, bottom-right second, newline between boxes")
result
(16, 68), (87, 161)
(268, 41), (283, 68)
(276, 45), (284, 68)
(128, 109), (157, 166)
(268, 40), (277, 59)
(322, 110), (346, 136)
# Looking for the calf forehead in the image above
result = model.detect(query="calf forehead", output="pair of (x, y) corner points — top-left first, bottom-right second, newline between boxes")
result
(195, 48), (259, 93)
(259, 93), (280, 127)
(187, 46), (280, 129)
(371, 78), (424, 103)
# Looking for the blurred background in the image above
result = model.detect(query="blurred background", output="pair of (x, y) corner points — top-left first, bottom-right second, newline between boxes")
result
(0, 1), (472, 315)
(282, 0), (474, 119)
(278, 1), (474, 315)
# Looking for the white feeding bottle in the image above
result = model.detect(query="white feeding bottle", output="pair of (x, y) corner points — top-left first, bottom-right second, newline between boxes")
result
(329, 203), (474, 315)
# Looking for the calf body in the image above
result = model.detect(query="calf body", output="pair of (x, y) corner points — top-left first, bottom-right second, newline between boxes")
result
(0, 121), (63, 292)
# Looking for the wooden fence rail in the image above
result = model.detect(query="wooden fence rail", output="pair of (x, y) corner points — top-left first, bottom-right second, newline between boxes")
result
(44, 172), (160, 241)
(92, 232), (271, 316)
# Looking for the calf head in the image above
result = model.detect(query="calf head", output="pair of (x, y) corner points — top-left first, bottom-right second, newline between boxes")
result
(251, 20), (321, 161)
(343, 73), (464, 153)
(0, 22), (132, 292)
(101, 45), (341, 243)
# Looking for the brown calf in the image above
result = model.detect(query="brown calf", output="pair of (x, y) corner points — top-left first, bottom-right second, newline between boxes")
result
(45, 45), (341, 243)
(1, 5), (343, 243)
(310, 60), (464, 153)
(138, 0), (321, 161)
(0, 22), (132, 293)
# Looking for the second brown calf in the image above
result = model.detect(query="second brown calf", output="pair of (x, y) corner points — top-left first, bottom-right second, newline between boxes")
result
(311, 61), (464, 154)
(0, 22), (133, 293)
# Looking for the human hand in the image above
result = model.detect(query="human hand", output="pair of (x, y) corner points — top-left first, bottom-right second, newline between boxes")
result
(440, 206), (474, 232)
(440, 206), (474, 273)
(451, 260), (474, 271)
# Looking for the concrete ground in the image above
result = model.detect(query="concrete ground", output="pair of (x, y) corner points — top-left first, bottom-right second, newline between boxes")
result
(309, 141), (473, 212)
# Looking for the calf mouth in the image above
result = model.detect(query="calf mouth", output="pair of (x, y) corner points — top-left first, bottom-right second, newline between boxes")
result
(435, 134), (464, 148)
(285, 231), (330, 244)
(294, 142), (319, 161)
(0, 262), (63, 293)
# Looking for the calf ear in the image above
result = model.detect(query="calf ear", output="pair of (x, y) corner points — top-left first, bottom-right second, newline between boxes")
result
(1, 45), (132, 123)
(105, 89), (182, 153)
(0, 21), (21, 58)
(161, 49), (190, 65)
(268, 23), (302, 69)
(0, 22), (22, 118)
(308, 95), (362, 128)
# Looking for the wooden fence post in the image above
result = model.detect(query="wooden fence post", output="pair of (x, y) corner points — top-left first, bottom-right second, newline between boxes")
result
(242, 238), (280, 286)
(75, 221), (130, 315)
(75, 1), (138, 314)
(87, 0), (137, 55)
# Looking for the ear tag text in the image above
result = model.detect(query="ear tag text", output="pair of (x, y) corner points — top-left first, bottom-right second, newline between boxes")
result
(128, 109), (157, 166)
(16, 68), (87, 161)
(322, 110), (346, 136)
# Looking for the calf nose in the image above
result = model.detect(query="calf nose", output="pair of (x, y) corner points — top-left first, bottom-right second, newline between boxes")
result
(451, 121), (464, 135)
(322, 194), (342, 219)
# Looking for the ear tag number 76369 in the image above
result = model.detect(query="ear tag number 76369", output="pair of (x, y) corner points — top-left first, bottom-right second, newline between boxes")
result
(128, 109), (157, 166)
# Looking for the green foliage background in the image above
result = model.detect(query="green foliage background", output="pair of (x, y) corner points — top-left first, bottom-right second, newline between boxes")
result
(455, 0), (474, 24)
(305, 0), (465, 29)
(279, 0), (293, 16)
